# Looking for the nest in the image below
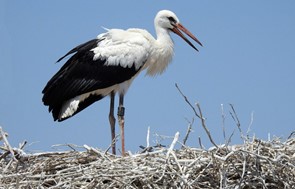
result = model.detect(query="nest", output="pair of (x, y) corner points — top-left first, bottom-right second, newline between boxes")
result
(1, 127), (295, 189)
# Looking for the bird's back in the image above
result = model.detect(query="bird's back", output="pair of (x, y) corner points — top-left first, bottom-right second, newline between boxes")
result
(93, 28), (154, 70)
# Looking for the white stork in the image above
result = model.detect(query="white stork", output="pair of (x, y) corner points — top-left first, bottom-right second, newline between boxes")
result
(42, 10), (202, 155)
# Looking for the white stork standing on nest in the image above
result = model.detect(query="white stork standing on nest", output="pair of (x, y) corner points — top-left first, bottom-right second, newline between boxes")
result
(42, 10), (202, 155)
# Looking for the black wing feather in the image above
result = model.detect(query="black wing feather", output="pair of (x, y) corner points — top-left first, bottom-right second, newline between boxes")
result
(42, 38), (142, 121)
(56, 39), (100, 63)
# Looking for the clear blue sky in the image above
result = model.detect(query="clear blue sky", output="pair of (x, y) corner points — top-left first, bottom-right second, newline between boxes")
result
(1, 1), (294, 153)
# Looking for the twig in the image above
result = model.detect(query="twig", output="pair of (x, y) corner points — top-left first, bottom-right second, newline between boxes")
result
(175, 83), (200, 118)
(166, 132), (180, 159)
(175, 84), (218, 148)
(51, 143), (83, 151)
(146, 126), (150, 148)
(219, 163), (226, 188)
(288, 131), (295, 139)
(225, 129), (235, 147)
(221, 104), (235, 146)
(19, 141), (27, 150)
(229, 104), (242, 134)
(238, 152), (247, 188)
(196, 103), (219, 148)
(221, 104), (227, 143)
(182, 118), (194, 147)
(0, 128), (8, 141)
(198, 136), (204, 149)
(139, 145), (153, 153)
(105, 134), (119, 155)
(0, 127), (17, 162)
(247, 111), (254, 135)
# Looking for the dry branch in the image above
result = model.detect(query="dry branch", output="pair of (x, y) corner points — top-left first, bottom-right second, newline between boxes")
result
(175, 84), (218, 148)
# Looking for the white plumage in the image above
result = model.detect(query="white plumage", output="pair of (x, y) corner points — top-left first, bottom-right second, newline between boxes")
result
(94, 29), (151, 70)
(42, 10), (202, 155)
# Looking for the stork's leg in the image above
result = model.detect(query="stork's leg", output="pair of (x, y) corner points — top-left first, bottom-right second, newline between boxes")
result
(109, 92), (116, 155)
(117, 94), (125, 155)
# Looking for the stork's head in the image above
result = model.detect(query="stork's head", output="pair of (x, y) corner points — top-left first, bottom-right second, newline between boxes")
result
(155, 10), (203, 51)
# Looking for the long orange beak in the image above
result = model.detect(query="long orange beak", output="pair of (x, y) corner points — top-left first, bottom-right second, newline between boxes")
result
(171, 23), (203, 52)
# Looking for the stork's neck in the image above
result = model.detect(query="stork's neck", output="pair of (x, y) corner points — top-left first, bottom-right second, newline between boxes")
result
(145, 27), (174, 76)
(155, 27), (174, 49)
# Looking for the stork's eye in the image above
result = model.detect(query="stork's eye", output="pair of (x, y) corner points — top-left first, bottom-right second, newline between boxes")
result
(168, 16), (176, 24)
